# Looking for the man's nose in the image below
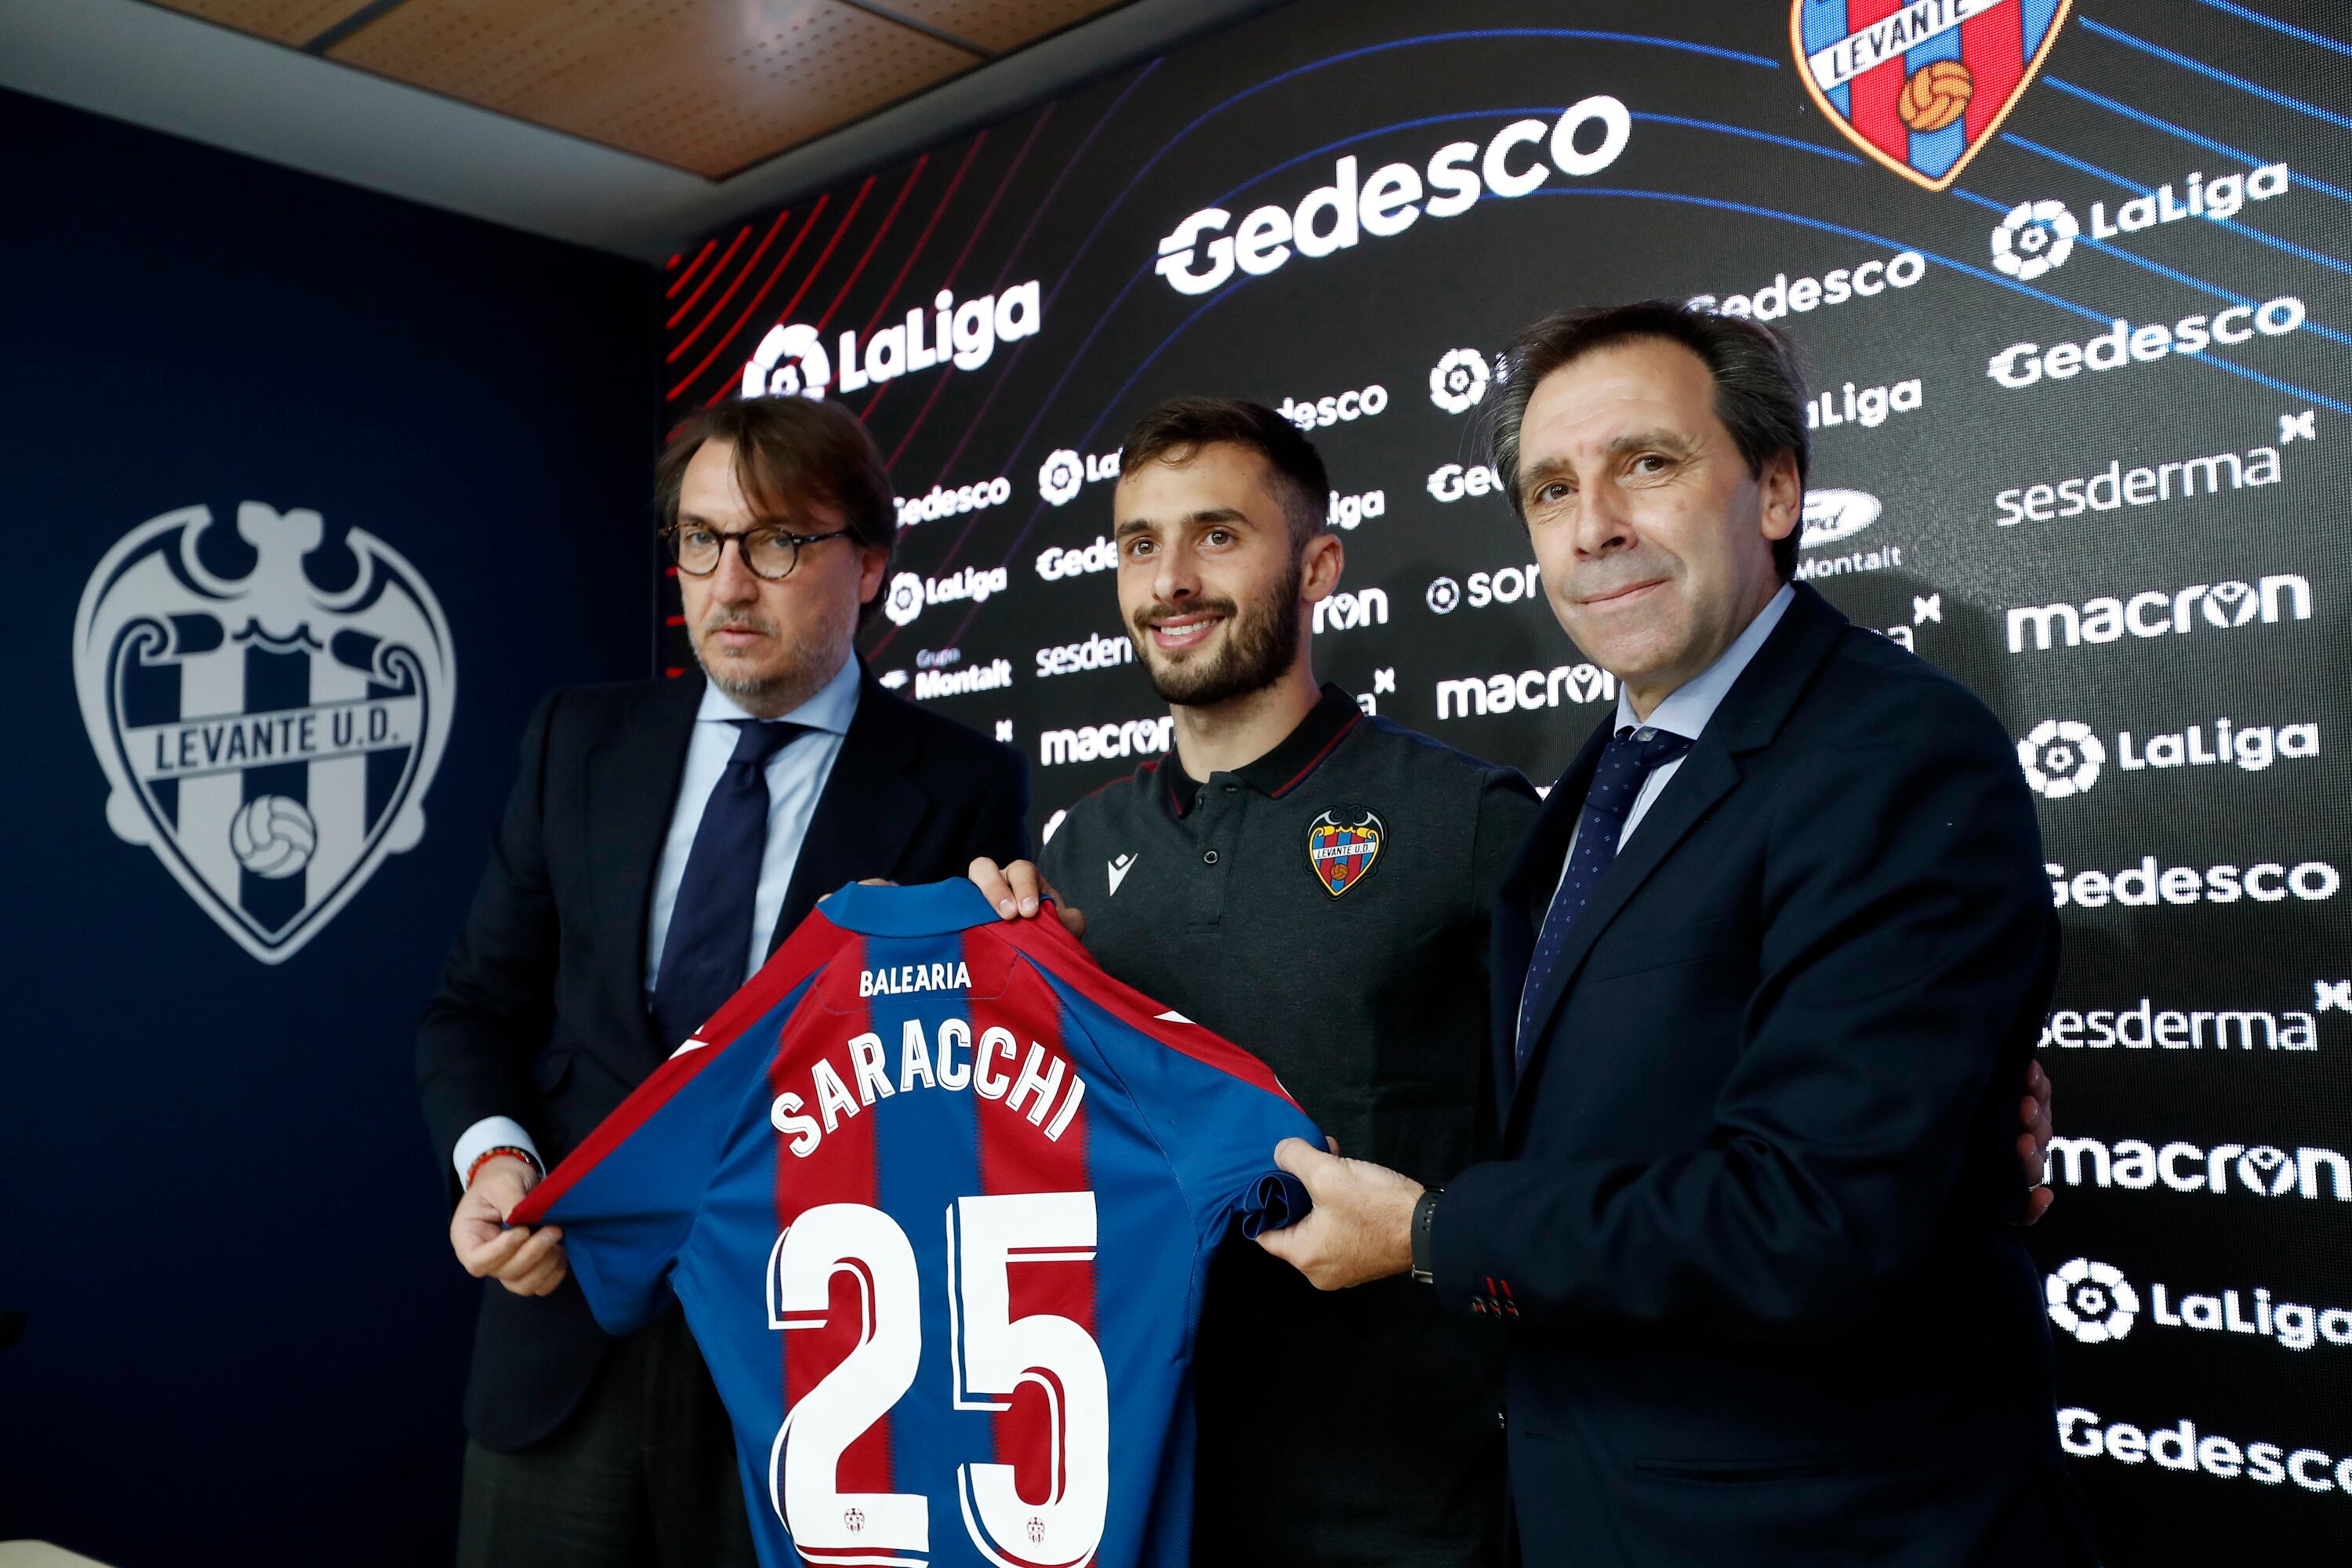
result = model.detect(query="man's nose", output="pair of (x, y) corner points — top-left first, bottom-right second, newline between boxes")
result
(1573, 481), (1635, 557)
(709, 540), (764, 603)
(1152, 543), (1200, 604)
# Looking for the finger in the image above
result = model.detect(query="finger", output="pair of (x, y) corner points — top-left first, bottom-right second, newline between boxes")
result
(1007, 862), (1044, 917)
(1272, 1137), (1334, 1181)
(510, 1250), (572, 1297)
(1326, 1136), (1341, 1156)
(2020, 1186), (2055, 1226)
(968, 857), (1018, 918)
(492, 1225), (564, 1281)
(1058, 903), (1086, 940)
(2028, 1058), (2049, 1094)
(460, 1225), (530, 1278)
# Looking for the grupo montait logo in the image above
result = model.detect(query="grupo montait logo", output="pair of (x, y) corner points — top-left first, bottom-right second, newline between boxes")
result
(2047, 1258), (2139, 1345)
(2018, 719), (2104, 799)
(1429, 349), (1491, 414)
(1991, 199), (2078, 281)
(1799, 489), (1880, 548)
(742, 281), (1041, 398)
(72, 501), (456, 964)
(1154, 97), (1630, 296)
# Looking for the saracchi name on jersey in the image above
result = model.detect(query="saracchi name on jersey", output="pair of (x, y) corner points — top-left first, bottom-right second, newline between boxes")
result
(768, 1012), (1087, 1158)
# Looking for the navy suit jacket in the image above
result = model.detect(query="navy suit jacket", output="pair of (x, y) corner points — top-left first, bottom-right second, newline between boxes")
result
(1435, 586), (2097, 1566)
(417, 664), (1029, 1450)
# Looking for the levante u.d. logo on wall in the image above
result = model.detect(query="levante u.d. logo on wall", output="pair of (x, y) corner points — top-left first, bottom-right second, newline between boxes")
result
(1793, 0), (2073, 191)
(72, 502), (456, 964)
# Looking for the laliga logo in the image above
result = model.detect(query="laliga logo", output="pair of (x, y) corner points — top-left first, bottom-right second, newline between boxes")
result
(883, 572), (925, 627)
(1991, 200), (2078, 281)
(1429, 349), (1492, 414)
(742, 282), (1042, 399)
(1154, 96), (1632, 296)
(2047, 1258), (2140, 1345)
(1038, 448), (1120, 507)
(1799, 489), (1880, 548)
(2019, 719), (2104, 800)
(72, 502), (456, 964)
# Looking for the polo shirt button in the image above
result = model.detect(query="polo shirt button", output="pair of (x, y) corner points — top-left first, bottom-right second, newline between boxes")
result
(1203, 849), (1220, 865)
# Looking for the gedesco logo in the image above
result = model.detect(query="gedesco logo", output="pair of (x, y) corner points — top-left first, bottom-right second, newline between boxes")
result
(2060, 1407), (2352, 1494)
(1038, 448), (1120, 507)
(1991, 163), (2291, 280)
(1427, 462), (1506, 503)
(1689, 248), (1925, 319)
(2049, 1258), (2352, 1355)
(1279, 382), (1388, 430)
(1154, 96), (1632, 296)
(2047, 854), (2339, 910)
(741, 281), (1042, 399)
(1988, 296), (2305, 389)
(1035, 535), (1118, 582)
(897, 477), (1011, 528)
(2020, 714), (2318, 797)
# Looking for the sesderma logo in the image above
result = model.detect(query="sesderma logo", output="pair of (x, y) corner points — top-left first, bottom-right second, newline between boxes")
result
(1154, 97), (1630, 296)
(2005, 573), (2310, 654)
(2049, 1259), (2352, 1354)
(2041, 996), (2323, 1053)
(1994, 438), (2288, 528)
(2042, 1134), (2351, 1202)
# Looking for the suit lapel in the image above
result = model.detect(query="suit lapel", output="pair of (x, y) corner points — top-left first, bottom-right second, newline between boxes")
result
(771, 669), (930, 950)
(583, 673), (701, 1056)
(1501, 585), (1855, 1134)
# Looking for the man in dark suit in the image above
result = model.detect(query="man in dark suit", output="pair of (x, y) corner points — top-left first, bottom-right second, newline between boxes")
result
(1258, 302), (2093, 1566)
(419, 396), (1029, 1566)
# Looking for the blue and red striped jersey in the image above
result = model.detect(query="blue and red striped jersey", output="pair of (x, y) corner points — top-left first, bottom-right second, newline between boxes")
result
(512, 878), (1321, 1568)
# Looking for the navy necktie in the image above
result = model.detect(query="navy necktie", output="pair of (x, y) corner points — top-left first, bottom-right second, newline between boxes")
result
(1515, 724), (1694, 1076)
(650, 719), (808, 1051)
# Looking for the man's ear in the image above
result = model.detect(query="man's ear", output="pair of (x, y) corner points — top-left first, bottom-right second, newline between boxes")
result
(1757, 450), (1802, 546)
(856, 543), (891, 604)
(1299, 532), (1345, 603)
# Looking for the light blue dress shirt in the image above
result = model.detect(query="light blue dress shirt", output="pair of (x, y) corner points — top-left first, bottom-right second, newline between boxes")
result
(1560, 581), (1795, 873)
(454, 655), (860, 1183)
(644, 653), (862, 997)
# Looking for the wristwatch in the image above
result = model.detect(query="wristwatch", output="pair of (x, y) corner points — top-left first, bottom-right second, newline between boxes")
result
(1410, 1187), (1443, 1285)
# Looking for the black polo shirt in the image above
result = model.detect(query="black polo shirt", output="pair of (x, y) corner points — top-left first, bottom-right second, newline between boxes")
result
(1040, 684), (1541, 1566)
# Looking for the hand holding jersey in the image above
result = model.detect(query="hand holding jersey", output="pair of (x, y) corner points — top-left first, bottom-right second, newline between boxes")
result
(450, 1157), (567, 1298)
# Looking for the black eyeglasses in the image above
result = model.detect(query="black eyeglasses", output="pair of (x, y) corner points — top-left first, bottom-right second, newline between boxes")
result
(662, 522), (851, 581)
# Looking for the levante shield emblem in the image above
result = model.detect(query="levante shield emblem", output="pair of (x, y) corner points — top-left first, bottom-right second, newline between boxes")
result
(1306, 808), (1383, 898)
(72, 501), (456, 964)
(1792, 0), (2073, 192)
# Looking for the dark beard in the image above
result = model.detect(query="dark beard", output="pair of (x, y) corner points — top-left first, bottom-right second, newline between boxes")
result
(1131, 552), (1304, 708)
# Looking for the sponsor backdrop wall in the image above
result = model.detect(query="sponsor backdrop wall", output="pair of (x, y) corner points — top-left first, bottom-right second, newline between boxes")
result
(660, 0), (2350, 1556)
(1, 89), (659, 1563)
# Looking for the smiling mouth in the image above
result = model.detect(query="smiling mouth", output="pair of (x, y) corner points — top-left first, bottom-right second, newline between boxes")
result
(1146, 612), (1224, 651)
(1579, 579), (1664, 608)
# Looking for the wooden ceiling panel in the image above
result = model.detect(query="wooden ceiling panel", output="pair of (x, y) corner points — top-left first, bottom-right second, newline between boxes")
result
(877, 0), (1128, 56)
(326, 0), (982, 177)
(144, 0), (382, 47)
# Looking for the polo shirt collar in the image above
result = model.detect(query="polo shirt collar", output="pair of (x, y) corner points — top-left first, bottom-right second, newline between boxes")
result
(1162, 683), (1363, 818)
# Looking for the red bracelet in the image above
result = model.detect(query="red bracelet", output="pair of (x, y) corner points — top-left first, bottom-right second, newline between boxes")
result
(466, 1145), (541, 1190)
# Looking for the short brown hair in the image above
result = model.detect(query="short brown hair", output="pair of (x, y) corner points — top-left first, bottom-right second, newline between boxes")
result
(1118, 397), (1330, 552)
(655, 396), (898, 592)
(1483, 301), (1809, 580)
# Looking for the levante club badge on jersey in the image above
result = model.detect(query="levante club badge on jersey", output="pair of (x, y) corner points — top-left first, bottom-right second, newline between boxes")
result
(72, 501), (456, 964)
(1793, 0), (2073, 192)
(1307, 808), (1383, 898)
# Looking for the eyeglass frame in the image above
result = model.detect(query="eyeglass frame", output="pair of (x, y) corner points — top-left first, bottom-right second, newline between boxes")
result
(660, 521), (854, 582)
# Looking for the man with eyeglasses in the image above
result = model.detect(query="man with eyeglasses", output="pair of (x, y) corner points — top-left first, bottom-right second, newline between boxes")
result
(418, 395), (1029, 1567)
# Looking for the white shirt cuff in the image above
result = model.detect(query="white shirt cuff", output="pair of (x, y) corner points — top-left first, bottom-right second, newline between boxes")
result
(454, 1116), (543, 1185)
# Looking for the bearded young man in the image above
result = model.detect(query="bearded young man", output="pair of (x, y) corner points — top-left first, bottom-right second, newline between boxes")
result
(418, 396), (1028, 1566)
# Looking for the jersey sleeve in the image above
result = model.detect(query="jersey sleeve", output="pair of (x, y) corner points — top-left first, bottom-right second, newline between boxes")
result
(1002, 914), (1323, 1240)
(509, 912), (854, 1334)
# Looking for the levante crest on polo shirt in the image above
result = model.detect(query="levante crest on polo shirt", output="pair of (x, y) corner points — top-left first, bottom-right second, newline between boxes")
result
(72, 501), (456, 964)
(1792, 0), (2073, 193)
(1306, 808), (1383, 898)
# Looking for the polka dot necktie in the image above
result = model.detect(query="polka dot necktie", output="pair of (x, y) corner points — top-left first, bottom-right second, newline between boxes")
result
(650, 719), (808, 1054)
(1514, 725), (1694, 1078)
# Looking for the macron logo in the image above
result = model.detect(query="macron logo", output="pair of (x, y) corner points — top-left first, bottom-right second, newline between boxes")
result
(1108, 853), (1138, 895)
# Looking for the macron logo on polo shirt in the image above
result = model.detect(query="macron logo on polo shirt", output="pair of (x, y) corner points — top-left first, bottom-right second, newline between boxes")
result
(1109, 852), (1138, 895)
